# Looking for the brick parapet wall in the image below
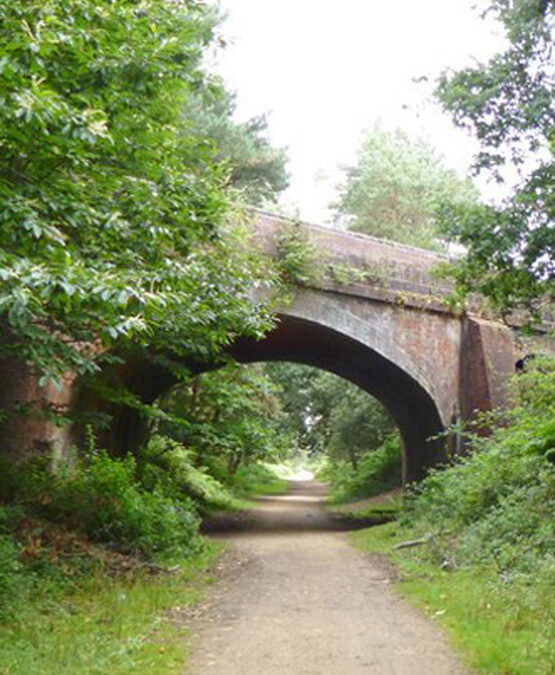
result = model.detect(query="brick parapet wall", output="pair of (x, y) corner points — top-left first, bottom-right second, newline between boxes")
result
(252, 209), (455, 303)
(253, 210), (555, 330)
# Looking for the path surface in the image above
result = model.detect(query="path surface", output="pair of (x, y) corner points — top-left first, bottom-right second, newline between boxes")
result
(185, 481), (470, 675)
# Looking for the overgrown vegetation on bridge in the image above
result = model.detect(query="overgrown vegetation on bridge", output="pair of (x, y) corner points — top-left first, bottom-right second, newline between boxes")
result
(0, 0), (553, 672)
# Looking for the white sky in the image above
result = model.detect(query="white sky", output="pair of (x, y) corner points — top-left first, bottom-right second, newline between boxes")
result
(213, 0), (505, 223)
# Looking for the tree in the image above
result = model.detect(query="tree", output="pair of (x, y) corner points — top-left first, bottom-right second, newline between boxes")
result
(182, 87), (289, 206)
(264, 363), (342, 454)
(265, 363), (395, 469)
(159, 363), (290, 474)
(0, 0), (275, 389)
(332, 124), (478, 250)
(326, 386), (396, 470)
(435, 0), (554, 317)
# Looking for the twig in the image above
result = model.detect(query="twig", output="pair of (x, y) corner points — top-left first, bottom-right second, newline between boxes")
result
(393, 535), (432, 550)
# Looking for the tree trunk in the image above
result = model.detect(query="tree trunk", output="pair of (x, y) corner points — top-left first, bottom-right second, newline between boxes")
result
(227, 453), (242, 475)
(0, 356), (75, 466)
(348, 448), (359, 471)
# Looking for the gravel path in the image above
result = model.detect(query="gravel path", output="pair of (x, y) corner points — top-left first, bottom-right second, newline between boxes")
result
(185, 480), (470, 675)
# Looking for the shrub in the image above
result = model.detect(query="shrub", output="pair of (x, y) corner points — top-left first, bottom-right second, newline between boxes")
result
(400, 356), (555, 577)
(275, 221), (322, 286)
(0, 451), (202, 559)
(325, 434), (403, 504)
(55, 451), (201, 557)
(140, 435), (237, 510)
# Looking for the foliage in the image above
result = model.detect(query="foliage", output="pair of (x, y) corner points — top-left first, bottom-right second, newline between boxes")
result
(219, 462), (288, 498)
(182, 87), (289, 205)
(0, 536), (221, 674)
(274, 221), (323, 286)
(264, 363), (331, 450)
(0, 502), (102, 622)
(140, 434), (238, 511)
(400, 356), (555, 577)
(0, 508), (31, 622)
(436, 0), (554, 316)
(267, 363), (402, 506)
(326, 385), (396, 469)
(0, 451), (202, 559)
(332, 123), (478, 250)
(158, 363), (291, 476)
(0, 0), (274, 387)
(351, 356), (555, 673)
(265, 363), (395, 468)
(322, 434), (403, 504)
(353, 523), (555, 675)
(326, 261), (374, 286)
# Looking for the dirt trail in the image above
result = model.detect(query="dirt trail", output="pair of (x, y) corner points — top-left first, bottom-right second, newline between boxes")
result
(185, 480), (470, 675)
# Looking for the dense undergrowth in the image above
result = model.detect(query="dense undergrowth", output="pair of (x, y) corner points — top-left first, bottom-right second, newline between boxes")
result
(402, 357), (555, 581)
(0, 539), (222, 675)
(0, 436), (285, 626)
(320, 433), (403, 504)
(0, 434), (284, 672)
(354, 357), (555, 674)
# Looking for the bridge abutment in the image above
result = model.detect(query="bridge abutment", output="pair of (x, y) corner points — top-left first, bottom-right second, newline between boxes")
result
(459, 316), (515, 428)
(0, 356), (75, 466)
(0, 214), (526, 482)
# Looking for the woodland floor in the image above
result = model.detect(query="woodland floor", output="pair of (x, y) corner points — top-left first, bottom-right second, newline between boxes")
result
(184, 480), (471, 675)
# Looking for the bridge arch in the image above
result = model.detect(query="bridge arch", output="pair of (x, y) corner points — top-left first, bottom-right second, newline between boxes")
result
(0, 213), (518, 471)
(229, 312), (446, 484)
(68, 218), (515, 482)
(83, 290), (449, 484)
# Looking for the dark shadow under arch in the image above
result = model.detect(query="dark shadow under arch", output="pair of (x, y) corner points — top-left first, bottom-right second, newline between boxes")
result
(229, 315), (445, 483)
(77, 314), (446, 484)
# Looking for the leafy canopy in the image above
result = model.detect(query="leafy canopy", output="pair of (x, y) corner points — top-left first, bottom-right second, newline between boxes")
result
(265, 362), (395, 468)
(435, 0), (554, 316)
(332, 123), (478, 250)
(0, 0), (274, 386)
(158, 363), (291, 473)
(182, 87), (289, 206)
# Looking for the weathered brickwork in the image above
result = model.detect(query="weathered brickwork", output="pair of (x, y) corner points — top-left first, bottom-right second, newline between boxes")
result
(253, 209), (454, 303)
(244, 212), (517, 481)
(1, 211), (531, 482)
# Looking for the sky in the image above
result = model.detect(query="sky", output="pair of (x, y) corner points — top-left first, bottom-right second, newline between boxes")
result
(212, 0), (505, 224)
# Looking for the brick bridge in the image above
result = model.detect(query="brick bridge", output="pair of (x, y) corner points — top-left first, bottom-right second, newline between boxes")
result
(2, 210), (540, 483)
(230, 211), (517, 482)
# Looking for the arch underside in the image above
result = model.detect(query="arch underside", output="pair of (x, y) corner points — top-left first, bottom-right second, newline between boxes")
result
(83, 314), (447, 484)
(230, 315), (446, 483)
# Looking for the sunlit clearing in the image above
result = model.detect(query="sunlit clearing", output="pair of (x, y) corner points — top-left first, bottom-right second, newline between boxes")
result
(289, 468), (314, 481)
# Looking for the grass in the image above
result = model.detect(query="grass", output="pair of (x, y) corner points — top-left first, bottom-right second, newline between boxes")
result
(223, 463), (288, 502)
(202, 464), (289, 516)
(329, 492), (402, 524)
(352, 523), (555, 675)
(321, 435), (403, 505)
(0, 541), (223, 675)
